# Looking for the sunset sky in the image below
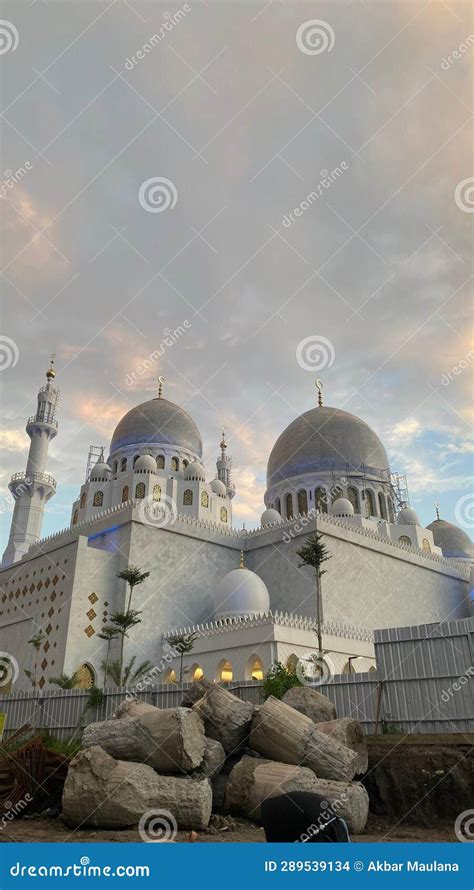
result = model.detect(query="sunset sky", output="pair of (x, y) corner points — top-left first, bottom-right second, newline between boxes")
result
(1, 0), (472, 550)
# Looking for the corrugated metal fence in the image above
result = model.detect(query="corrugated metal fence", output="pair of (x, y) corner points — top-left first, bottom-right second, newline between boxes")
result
(0, 618), (472, 738)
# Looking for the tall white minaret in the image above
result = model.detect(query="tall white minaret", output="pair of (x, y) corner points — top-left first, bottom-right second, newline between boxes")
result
(216, 430), (235, 499)
(2, 356), (59, 567)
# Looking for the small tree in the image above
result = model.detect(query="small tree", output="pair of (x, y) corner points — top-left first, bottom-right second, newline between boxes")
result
(102, 656), (153, 688)
(49, 671), (79, 689)
(263, 661), (302, 701)
(296, 533), (331, 657)
(97, 625), (119, 686)
(165, 632), (198, 682)
(25, 631), (45, 689)
(118, 565), (150, 612)
(109, 610), (142, 684)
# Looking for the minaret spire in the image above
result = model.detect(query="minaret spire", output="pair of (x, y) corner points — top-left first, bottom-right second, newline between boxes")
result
(216, 428), (235, 499)
(315, 378), (323, 407)
(2, 357), (59, 566)
(157, 375), (165, 399)
(434, 500), (440, 521)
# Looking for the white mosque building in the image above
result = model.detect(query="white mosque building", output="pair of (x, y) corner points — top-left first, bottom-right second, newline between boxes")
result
(0, 358), (472, 691)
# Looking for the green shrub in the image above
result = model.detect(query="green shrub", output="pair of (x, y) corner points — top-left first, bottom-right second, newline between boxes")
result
(263, 661), (302, 700)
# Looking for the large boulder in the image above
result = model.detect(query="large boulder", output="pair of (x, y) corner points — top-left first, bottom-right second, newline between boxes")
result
(181, 678), (215, 707)
(194, 737), (226, 779)
(62, 746), (212, 830)
(315, 718), (368, 774)
(112, 699), (158, 720)
(225, 755), (319, 822)
(282, 686), (336, 723)
(308, 778), (369, 834)
(82, 707), (205, 773)
(193, 685), (254, 753)
(250, 696), (358, 782)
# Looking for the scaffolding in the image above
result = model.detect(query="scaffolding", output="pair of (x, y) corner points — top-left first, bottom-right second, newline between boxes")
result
(390, 472), (410, 510)
(85, 445), (105, 482)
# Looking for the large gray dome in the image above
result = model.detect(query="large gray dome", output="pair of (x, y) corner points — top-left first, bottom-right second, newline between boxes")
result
(110, 398), (202, 457)
(426, 519), (474, 560)
(267, 406), (389, 488)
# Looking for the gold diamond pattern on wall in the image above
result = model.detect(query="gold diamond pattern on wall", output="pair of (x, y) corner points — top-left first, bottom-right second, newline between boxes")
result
(1, 595), (6, 603)
(37, 581), (43, 590)
(84, 625), (95, 638)
(86, 608), (96, 621)
(50, 591), (56, 601)
(41, 658), (48, 670)
(52, 575), (59, 585)
(88, 592), (98, 604)
(43, 641), (50, 653)
(48, 607), (54, 617)
(45, 623), (52, 635)
(38, 677), (45, 689)
(29, 584), (35, 592)
(44, 578), (50, 588)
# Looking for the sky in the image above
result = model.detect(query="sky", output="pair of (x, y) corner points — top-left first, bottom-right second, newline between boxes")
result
(0, 0), (473, 552)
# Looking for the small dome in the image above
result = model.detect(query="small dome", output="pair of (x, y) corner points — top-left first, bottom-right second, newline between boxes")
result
(261, 508), (282, 526)
(184, 460), (205, 481)
(214, 565), (270, 619)
(331, 498), (354, 517)
(211, 478), (227, 496)
(396, 507), (420, 526)
(90, 461), (111, 481)
(426, 519), (474, 560)
(134, 454), (157, 473)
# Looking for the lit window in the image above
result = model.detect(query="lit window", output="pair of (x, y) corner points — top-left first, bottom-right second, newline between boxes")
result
(422, 538), (431, 552)
(399, 535), (411, 546)
(201, 491), (209, 508)
(156, 455), (165, 469)
(171, 457), (179, 471)
(135, 482), (146, 499)
(93, 491), (103, 507)
(297, 490), (308, 515)
(122, 485), (129, 502)
(121, 457), (127, 472)
(153, 484), (161, 501)
(164, 668), (176, 684)
(216, 659), (233, 682)
(189, 665), (204, 682)
(285, 493), (294, 519)
(247, 656), (264, 681)
(183, 489), (193, 505)
(220, 507), (228, 522)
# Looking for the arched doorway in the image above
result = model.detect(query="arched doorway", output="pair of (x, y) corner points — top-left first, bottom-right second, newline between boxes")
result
(215, 659), (233, 682)
(163, 668), (177, 684)
(74, 663), (96, 689)
(246, 655), (264, 681)
(188, 664), (204, 682)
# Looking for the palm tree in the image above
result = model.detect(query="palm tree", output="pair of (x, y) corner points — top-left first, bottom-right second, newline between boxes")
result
(25, 630), (45, 689)
(296, 533), (331, 657)
(97, 625), (119, 686)
(118, 565), (150, 612)
(49, 671), (79, 689)
(165, 632), (198, 682)
(109, 610), (142, 684)
(101, 656), (153, 687)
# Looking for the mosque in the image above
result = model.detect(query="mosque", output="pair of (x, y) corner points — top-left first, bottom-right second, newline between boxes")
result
(0, 358), (472, 691)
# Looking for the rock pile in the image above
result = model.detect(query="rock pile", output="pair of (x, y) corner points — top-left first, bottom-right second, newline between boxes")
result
(62, 681), (369, 835)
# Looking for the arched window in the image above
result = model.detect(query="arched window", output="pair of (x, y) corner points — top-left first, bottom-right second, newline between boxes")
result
(121, 457), (127, 472)
(183, 489), (193, 505)
(163, 668), (176, 684)
(80, 492), (87, 509)
(220, 507), (228, 522)
(122, 485), (129, 502)
(274, 497), (281, 514)
(364, 489), (376, 517)
(188, 664), (204, 682)
(422, 538), (431, 552)
(297, 490), (308, 515)
(171, 457), (179, 471)
(93, 491), (103, 507)
(216, 659), (233, 682)
(399, 535), (411, 546)
(285, 493), (294, 519)
(315, 487), (328, 513)
(246, 655), (264, 681)
(183, 459), (189, 469)
(156, 455), (165, 469)
(153, 484), (161, 501)
(347, 487), (359, 513)
(378, 492), (387, 519)
(388, 500), (395, 523)
(133, 455), (140, 469)
(135, 482), (146, 499)
(112, 460), (118, 474)
(72, 510), (78, 525)
(286, 654), (299, 673)
(201, 491), (209, 507)
(74, 663), (96, 689)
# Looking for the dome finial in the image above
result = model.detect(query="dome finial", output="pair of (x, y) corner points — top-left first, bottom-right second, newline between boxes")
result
(220, 429), (227, 451)
(46, 353), (56, 381)
(434, 499), (440, 520)
(239, 550), (245, 569)
(315, 378), (323, 407)
(157, 375), (165, 399)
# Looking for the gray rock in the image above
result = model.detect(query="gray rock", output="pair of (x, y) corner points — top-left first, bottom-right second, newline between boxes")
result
(282, 686), (337, 723)
(193, 685), (254, 753)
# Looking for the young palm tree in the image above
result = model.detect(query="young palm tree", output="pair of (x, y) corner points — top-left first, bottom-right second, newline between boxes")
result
(25, 630), (45, 689)
(118, 565), (150, 612)
(101, 656), (153, 687)
(109, 610), (142, 684)
(296, 533), (331, 656)
(165, 632), (198, 682)
(97, 625), (119, 686)
(49, 671), (79, 689)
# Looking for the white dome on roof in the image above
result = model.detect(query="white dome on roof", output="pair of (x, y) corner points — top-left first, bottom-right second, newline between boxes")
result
(261, 508), (282, 526)
(396, 507), (420, 526)
(331, 498), (354, 517)
(134, 454), (157, 473)
(90, 461), (112, 482)
(214, 557), (270, 619)
(211, 478), (227, 496)
(184, 460), (205, 481)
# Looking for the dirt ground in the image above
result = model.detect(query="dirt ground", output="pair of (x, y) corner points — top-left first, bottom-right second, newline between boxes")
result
(0, 815), (459, 844)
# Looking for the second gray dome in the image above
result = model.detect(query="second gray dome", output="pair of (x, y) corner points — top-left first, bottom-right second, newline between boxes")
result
(110, 398), (202, 457)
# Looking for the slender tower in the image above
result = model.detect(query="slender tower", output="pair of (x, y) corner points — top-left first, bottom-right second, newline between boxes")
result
(216, 430), (235, 499)
(2, 356), (59, 567)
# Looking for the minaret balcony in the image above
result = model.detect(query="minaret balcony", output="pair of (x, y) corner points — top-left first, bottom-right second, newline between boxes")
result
(9, 471), (57, 491)
(27, 415), (58, 428)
